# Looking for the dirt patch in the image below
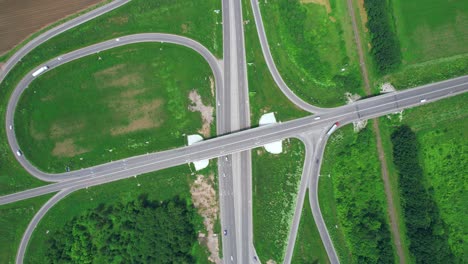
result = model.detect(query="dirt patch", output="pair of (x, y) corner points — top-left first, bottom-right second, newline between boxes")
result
(209, 76), (215, 97)
(107, 15), (128, 25)
(40, 94), (55, 102)
(30, 121), (46, 140)
(0, 0), (104, 55)
(353, 119), (368, 132)
(108, 73), (142, 87)
(52, 138), (88, 157)
(188, 90), (214, 138)
(380, 83), (396, 93)
(266, 260), (277, 264)
(345, 92), (361, 104)
(300, 0), (331, 13)
(357, 0), (368, 32)
(120, 88), (147, 98)
(94, 64), (126, 78)
(50, 121), (85, 139)
(110, 99), (163, 136)
(190, 174), (221, 264)
(181, 23), (189, 33)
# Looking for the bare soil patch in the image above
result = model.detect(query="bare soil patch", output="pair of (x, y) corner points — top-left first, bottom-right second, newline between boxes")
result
(108, 73), (142, 87)
(209, 76), (215, 97)
(50, 121), (85, 139)
(107, 15), (128, 25)
(300, 0), (331, 13)
(190, 174), (221, 264)
(94, 64), (126, 78)
(52, 138), (88, 157)
(0, 0), (104, 55)
(110, 99), (163, 136)
(188, 90), (214, 138)
(30, 121), (46, 140)
(181, 23), (189, 33)
(357, 0), (369, 32)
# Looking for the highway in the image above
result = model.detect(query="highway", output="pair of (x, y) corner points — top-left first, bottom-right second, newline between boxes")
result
(2, 75), (467, 207)
(6, 33), (223, 182)
(1, 0), (467, 263)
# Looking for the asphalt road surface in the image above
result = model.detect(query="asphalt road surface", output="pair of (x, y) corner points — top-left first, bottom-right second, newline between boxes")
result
(2, 75), (466, 207)
(1, 0), (467, 263)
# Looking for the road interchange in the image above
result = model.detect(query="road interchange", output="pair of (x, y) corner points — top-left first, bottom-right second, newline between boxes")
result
(0, 0), (467, 263)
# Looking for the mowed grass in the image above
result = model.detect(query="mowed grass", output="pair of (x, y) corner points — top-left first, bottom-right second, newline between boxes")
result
(319, 123), (396, 263)
(25, 163), (218, 263)
(259, 0), (364, 107)
(393, 0), (468, 64)
(379, 93), (468, 261)
(292, 190), (329, 264)
(252, 139), (305, 262)
(0, 0), (221, 194)
(0, 194), (54, 264)
(15, 43), (214, 172)
(242, 0), (308, 124)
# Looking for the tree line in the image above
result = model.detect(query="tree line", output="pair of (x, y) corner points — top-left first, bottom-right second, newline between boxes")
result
(391, 126), (454, 263)
(46, 195), (197, 263)
(364, 0), (401, 74)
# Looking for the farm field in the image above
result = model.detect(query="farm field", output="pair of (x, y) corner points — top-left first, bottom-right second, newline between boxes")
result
(259, 0), (364, 107)
(0, 194), (53, 264)
(292, 190), (329, 264)
(15, 43), (215, 172)
(0, 0), (103, 56)
(252, 139), (305, 262)
(242, 0), (308, 125)
(0, 0), (222, 194)
(392, 0), (468, 64)
(25, 164), (219, 263)
(379, 93), (468, 263)
(319, 122), (395, 263)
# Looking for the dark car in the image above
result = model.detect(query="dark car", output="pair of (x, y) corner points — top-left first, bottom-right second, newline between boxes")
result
(223, 230), (227, 236)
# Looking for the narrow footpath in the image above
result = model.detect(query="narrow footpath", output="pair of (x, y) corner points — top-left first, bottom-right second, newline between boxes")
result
(345, 0), (405, 262)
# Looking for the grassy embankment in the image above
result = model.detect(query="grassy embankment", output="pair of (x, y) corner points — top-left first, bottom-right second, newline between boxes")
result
(259, 0), (365, 107)
(379, 94), (467, 263)
(292, 190), (330, 264)
(0, 0), (222, 194)
(242, 0), (308, 124)
(25, 163), (218, 263)
(252, 139), (306, 262)
(0, 194), (54, 264)
(15, 43), (214, 172)
(353, 0), (468, 91)
(319, 123), (395, 263)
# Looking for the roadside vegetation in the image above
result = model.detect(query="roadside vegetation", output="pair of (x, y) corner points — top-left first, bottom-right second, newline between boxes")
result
(252, 139), (305, 262)
(46, 196), (197, 263)
(319, 123), (395, 263)
(379, 93), (467, 263)
(0, 0), (221, 194)
(355, 0), (468, 91)
(363, 0), (401, 74)
(15, 43), (214, 172)
(292, 190), (329, 264)
(0, 194), (54, 263)
(242, 0), (308, 124)
(259, 0), (364, 107)
(26, 163), (219, 263)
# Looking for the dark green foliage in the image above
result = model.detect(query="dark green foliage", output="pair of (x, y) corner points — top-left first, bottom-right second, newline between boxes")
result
(46, 196), (197, 263)
(391, 126), (454, 263)
(364, 0), (401, 73)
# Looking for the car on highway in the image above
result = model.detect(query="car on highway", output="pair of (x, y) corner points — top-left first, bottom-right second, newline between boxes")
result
(16, 150), (22, 156)
(314, 116), (321, 120)
(9, 125), (12, 130)
(420, 99), (427, 103)
(223, 229), (227, 236)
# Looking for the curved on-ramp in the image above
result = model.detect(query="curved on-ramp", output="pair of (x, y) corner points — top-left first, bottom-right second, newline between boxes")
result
(6, 33), (223, 183)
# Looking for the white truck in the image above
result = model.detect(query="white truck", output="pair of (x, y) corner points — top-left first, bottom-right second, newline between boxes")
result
(327, 122), (340, 135)
(32, 66), (49, 77)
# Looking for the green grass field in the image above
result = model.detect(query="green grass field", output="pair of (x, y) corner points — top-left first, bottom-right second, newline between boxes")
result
(392, 0), (468, 64)
(15, 43), (214, 172)
(242, 0), (308, 124)
(0, 194), (54, 264)
(259, 0), (364, 107)
(292, 190), (329, 264)
(252, 139), (305, 262)
(0, 0), (222, 194)
(319, 123), (396, 263)
(25, 163), (218, 263)
(379, 93), (468, 262)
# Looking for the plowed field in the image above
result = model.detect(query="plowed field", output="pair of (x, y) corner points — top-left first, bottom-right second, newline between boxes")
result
(0, 0), (103, 55)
